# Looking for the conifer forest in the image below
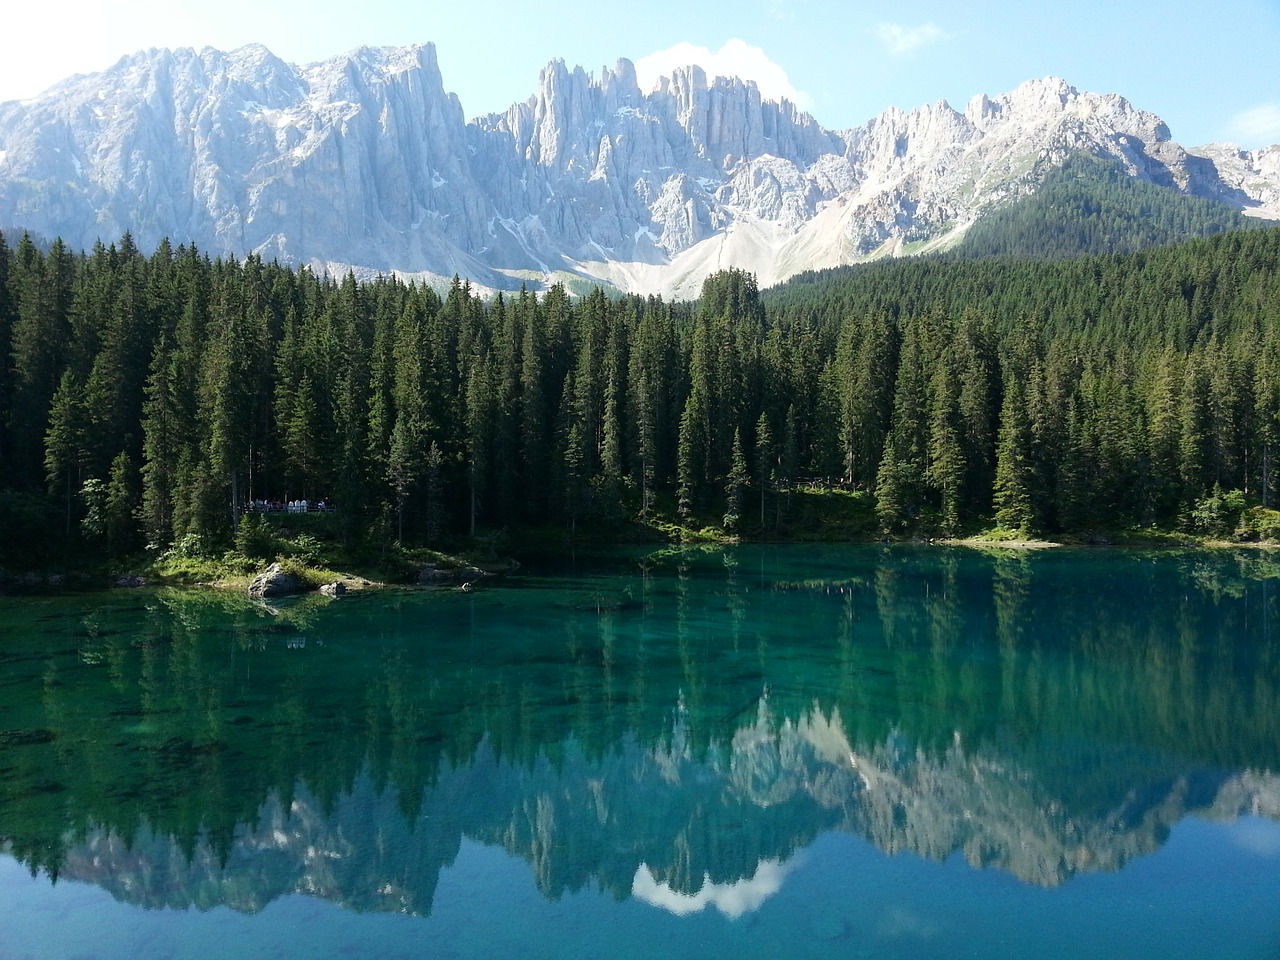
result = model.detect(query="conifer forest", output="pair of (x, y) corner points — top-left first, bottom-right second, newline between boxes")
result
(2, 225), (1280, 564)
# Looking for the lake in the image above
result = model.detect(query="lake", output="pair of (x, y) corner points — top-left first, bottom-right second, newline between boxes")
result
(1, 544), (1279, 959)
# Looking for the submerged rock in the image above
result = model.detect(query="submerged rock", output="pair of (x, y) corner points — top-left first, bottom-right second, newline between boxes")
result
(417, 563), (485, 588)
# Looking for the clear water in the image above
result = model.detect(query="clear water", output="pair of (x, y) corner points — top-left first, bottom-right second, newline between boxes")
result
(2, 544), (1279, 959)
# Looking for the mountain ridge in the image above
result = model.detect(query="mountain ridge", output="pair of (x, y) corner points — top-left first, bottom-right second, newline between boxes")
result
(0, 41), (1276, 297)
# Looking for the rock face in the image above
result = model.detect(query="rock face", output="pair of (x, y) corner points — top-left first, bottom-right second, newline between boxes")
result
(0, 43), (1276, 299)
(247, 562), (301, 599)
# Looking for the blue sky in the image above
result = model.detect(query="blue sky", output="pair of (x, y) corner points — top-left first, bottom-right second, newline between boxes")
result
(3, 0), (1279, 149)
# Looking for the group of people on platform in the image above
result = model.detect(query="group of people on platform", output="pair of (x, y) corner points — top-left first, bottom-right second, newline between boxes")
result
(247, 499), (332, 514)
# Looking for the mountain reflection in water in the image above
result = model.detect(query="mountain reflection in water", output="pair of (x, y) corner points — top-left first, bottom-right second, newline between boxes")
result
(1, 544), (1279, 924)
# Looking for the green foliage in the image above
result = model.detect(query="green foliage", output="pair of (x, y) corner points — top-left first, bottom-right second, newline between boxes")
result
(2, 224), (1280, 560)
(992, 377), (1037, 536)
(874, 444), (912, 534)
(162, 533), (215, 562)
(233, 513), (277, 561)
(273, 556), (333, 590)
(722, 428), (748, 532)
(777, 486), (877, 541)
(282, 533), (326, 565)
(973, 524), (1033, 542)
(1190, 486), (1248, 537)
(104, 451), (139, 557)
(79, 477), (108, 542)
(1239, 506), (1280, 542)
(151, 533), (234, 584)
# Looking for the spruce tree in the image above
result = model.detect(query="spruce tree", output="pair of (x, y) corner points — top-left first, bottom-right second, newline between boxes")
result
(723, 428), (748, 533)
(464, 349), (494, 537)
(44, 369), (85, 537)
(992, 376), (1037, 535)
(105, 451), (139, 557)
(139, 338), (181, 548)
(755, 412), (774, 528)
(927, 354), (966, 536)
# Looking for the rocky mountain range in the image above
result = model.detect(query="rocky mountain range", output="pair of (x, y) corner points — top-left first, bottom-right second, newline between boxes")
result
(0, 41), (1277, 298)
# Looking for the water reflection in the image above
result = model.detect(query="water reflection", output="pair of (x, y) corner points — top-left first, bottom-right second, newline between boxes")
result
(633, 856), (798, 918)
(1, 545), (1279, 922)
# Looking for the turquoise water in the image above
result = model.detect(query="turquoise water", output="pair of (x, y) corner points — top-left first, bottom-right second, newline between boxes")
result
(1, 544), (1279, 958)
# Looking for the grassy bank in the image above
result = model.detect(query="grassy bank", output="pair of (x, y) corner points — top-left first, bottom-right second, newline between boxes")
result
(6, 489), (1279, 593)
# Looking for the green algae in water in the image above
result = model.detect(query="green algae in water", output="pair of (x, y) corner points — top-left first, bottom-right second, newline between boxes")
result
(1, 545), (1279, 959)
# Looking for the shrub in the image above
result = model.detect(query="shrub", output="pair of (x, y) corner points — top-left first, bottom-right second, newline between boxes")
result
(282, 533), (324, 565)
(160, 533), (213, 562)
(234, 513), (277, 560)
(1239, 506), (1280, 542)
(1190, 486), (1247, 537)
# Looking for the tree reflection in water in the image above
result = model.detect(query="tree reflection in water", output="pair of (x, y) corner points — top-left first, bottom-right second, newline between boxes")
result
(1, 544), (1278, 918)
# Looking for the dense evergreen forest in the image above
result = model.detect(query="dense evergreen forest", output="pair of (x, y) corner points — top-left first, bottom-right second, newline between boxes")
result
(1, 225), (1279, 566)
(955, 153), (1272, 260)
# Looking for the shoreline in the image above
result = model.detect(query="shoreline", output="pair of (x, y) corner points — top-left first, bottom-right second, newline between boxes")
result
(2, 533), (1277, 597)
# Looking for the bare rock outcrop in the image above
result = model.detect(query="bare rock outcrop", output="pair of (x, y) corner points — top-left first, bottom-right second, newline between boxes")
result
(0, 44), (1274, 299)
(248, 562), (302, 599)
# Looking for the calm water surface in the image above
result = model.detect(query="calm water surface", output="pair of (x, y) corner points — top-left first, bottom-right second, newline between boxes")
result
(2, 544), (1279, 959)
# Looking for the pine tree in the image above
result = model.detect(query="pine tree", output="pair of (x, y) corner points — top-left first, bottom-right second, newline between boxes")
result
(675, 397), (701, 518)
(44, 369), (86, 537)
(992, 375), (1037, 535)
(1255, 340), (1280, 508)
(0, 230), (15, 479)
(874, 317), (929, 529)
(203, 273), (265, 536)
(491, 292), (521, 520)
(387, 414), (418, 543)
(105, 451), (139, 557)
(633, 363), (658, 520)
(723, 428), (748, 533)
(1179, 354), (1212, 499)
(927, 354), (966, 536)
(1055, 397), (1096, 531)
(139, 338), (182, 548)
(680, 315), (715, 506)
(464, 349), (494, 537)
(11, 236), (75, 488)
(423, 441), (445, 543)
(874, 442), (909, 534)
(282, 375), (321, 500)
(518, 288), (548, 518)
(1146, 348), (1183, 521)
(563, 422), (585, 536)
(755, 412), (774, 528)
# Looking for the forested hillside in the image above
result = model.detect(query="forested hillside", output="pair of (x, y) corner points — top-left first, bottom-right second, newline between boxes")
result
(956, 153), (1271, 260)
(1, 227), (1279, 565)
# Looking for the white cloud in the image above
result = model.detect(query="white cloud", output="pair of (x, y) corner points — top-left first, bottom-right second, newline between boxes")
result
(874, 22), (947, 57)
(634, 39), (811, 109)
(1227, 817), (1280, 858)
(632, 857), (798, 918)
(1227, 104), (1280, 147)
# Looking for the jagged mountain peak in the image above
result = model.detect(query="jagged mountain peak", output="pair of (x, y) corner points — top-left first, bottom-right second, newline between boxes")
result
(0, 41), (1274, 298)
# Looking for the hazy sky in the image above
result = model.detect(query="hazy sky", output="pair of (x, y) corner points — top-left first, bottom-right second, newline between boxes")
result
(4, 0), (1279, 149)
